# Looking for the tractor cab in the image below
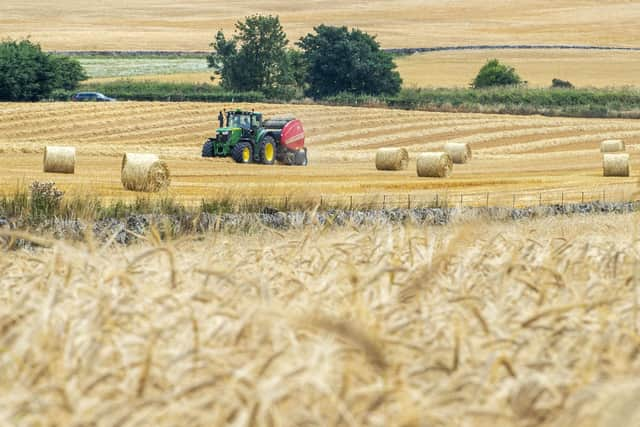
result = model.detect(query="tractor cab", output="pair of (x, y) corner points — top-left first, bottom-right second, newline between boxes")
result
(226, 110), (262, 135)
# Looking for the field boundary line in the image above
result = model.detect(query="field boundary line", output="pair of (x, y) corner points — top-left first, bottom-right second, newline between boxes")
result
(49, 44), (640, 57)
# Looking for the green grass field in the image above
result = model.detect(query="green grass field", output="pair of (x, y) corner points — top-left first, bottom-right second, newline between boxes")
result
(77, 57), (209, 79)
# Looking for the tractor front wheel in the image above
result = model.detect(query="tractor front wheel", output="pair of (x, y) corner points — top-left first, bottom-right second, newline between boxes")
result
(259, 136), (276, 165)
(231, 141), (253, 164)
(202, 139), (214, 157)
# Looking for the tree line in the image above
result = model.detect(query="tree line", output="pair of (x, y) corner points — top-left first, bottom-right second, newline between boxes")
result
(0, 17), (404, 102)
(1, 14), (569, 102)
(207, 15), (402, 98)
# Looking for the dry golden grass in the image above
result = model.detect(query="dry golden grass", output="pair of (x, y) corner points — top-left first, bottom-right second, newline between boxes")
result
(395, 49), (640, 88)
(0, 101), (639, 206)
(1, 1), (640, 51)
(1, 214), (640, 425)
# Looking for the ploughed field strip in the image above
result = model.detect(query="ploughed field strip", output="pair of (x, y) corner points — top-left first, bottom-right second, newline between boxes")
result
(0, 102), (638, 204)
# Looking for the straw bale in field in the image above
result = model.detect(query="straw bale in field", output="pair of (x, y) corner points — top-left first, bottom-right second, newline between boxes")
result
(600, 139), (625, 153)
(121, 153), (170, 192)
(416, 152), (453, 177)
(43, 146), (75, 174)
(375, 147), (409, 170)
(602, 153), (629, 177)
(444, 142), (472, 164)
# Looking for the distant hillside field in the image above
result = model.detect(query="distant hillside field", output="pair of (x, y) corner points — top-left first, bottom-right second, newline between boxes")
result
(396, 49), (640, 88)
(78, 49), (640, 89)
(1, 1), (639, 51)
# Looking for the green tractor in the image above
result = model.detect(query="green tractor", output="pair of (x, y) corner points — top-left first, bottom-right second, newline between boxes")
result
(201, 109), (308, 166)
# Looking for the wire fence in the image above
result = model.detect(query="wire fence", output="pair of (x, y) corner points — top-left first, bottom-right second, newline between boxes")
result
(227, 186), (640, 211)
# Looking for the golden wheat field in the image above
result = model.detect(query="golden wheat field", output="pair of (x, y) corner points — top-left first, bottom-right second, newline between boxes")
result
(0, 101), (638, 206)
(396, 49), (640, 88)
(2, 214), (640, 426)
(5, 2), (640, 426)
(1, 1), (639, 51)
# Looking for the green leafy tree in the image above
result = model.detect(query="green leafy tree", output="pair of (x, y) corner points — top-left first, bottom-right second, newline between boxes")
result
(0, 39), (55, 101)
(285, 49), (306, 89)
(0, 39), (87, 101)
(50, 55), (87, 90)
(208, 15), (294, 94)
(472, 59), (522, 89)
(297, 25), (402, 98)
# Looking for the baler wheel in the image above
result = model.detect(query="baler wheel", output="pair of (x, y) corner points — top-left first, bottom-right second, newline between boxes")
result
(202, 139), (214, 157)
(295, 148), (308, 166)
(278, 152), (295, 166)
(231, 141), (253, 164)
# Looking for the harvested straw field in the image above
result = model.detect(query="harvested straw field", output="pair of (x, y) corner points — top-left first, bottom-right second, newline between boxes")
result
(0, 101), (639, 206)
(2, 213), (640, 425)
(396, 49), (640, 88)
(1, 1), (639, 51)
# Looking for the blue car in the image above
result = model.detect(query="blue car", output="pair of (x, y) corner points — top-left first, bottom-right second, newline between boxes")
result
(71, 92), (115, 102)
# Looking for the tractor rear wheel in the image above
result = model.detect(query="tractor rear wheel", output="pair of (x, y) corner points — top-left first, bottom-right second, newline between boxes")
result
(259, 136), (276, 165)
(231, 141), (253, 164)
(202, 139), (214, 157)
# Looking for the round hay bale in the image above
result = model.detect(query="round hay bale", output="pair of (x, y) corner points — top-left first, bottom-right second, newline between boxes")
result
(43, 146), (75, 174)
(416, 152), (453, 178)
(121, 153), (171, 192)
(444, 142), (472, 164)
(600, 139), (625, 153)
(375, 147), (409, 170)
(602, 153), (630, 177)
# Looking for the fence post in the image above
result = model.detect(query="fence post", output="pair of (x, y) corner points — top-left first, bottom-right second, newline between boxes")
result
(561, 192), (564, 207)
(320, 196), (323, 208)
(513, 194), (515, 209)
(350, 195), (353, 210)
(383, 195), (386, 209)
(435, 194), (439, 207)
(408, 194), (411, 209)
(582, 192), (585, 203)
(539, 193), (542, 206)
(460, 193), (463, 209)
(284, 196), (288, 210)
(486, 192), (489, 208)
